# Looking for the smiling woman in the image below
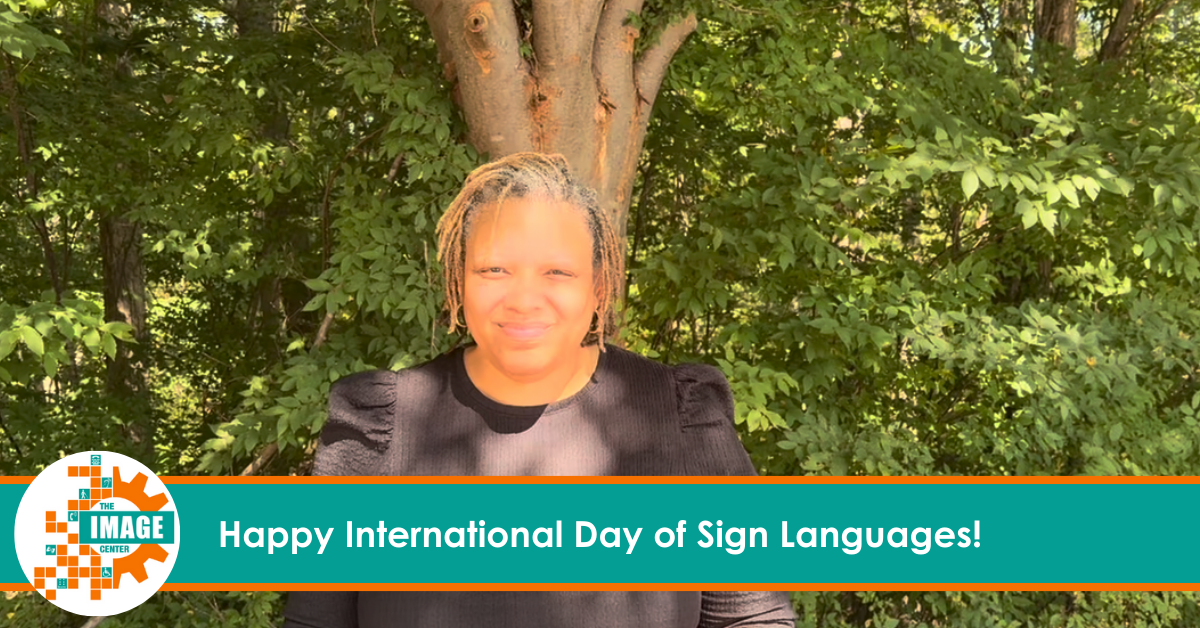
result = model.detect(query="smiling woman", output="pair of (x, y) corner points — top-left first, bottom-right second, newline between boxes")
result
(282, 153), (796, 627)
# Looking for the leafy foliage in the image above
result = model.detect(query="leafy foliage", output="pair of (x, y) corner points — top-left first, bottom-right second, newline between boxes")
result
(5, 0), (1200, 625)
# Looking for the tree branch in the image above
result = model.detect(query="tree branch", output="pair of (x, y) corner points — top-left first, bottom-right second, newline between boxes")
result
(593, 0), (644, 218)
(633, 14), (697, 130)
(239, 442), (277, 476)
(527, 0), (603, 174)
(1114, 0), (1181, 60)
(1098, 0), (1141, 61)
(412, 0), (533, 158)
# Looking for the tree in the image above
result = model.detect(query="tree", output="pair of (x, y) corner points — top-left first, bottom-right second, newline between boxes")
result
(6, 0), (1200, 625)
(407, 0), (696, 239)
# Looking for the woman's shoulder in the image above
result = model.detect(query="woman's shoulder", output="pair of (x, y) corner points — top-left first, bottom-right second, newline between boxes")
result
(600, 345), (733, 422)
(610, 348), (753, 476)
(328, 351), (455, 409)
(316, 353), (457, 476)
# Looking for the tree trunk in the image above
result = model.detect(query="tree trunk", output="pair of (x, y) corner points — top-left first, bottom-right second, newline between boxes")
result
(100, 215), (147, 393)
(997, 0), (1030, 44)
(408, 0), (696, 244)
(231, 0), (311, 338)
(1034, 0), (1077, 50)
(96, 0), (154, 456)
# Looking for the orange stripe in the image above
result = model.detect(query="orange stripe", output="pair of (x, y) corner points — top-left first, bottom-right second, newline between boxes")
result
(4, 583), (1199, 592)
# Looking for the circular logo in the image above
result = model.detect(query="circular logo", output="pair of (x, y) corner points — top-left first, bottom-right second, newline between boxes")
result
(13, 451), (181, 616)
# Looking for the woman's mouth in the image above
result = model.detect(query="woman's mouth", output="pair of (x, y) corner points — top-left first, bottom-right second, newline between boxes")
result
(497, 323), (550, 340)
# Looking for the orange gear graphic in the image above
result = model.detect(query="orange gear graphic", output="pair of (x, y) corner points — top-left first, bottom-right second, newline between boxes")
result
(111, 468), (169, 512)
(109, 468), (171, 585)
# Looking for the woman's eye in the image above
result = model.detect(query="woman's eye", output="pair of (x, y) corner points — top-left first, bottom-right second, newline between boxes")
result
(478, 267), (505, 275)
(548, 269), (573, 277)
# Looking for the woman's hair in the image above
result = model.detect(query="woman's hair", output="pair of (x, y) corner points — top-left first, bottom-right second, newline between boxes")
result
(435, 152), (623, 347)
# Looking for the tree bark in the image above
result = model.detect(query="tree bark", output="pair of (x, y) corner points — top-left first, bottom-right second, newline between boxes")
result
(100, 215), (147, 394)
(1034, 0), (1077, 50)
(1098, 0), (1180, 62)
(409, 0), (696, 244)
(997, 0), (1030, 44)
(96, 0), (154, 456)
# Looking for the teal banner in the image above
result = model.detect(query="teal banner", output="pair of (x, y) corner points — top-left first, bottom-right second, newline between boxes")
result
(4, 481), (1200, 586)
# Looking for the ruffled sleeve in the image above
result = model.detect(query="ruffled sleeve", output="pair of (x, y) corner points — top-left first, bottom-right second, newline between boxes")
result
(311, 370), (395, 477)
(284, 371), (395, 628)
(673, 363), (756, 476)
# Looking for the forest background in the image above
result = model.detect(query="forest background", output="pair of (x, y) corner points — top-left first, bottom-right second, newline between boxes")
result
(4, 0), (1200, 624)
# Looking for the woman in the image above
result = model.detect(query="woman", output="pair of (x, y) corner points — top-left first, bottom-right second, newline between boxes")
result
(283, 153), (796, 627)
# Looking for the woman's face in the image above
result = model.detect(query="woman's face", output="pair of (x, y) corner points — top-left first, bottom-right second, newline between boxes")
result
(462, 198), (598, 382)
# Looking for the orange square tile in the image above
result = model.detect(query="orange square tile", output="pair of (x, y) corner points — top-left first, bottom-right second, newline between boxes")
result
(33, 578), (44, 589)
(68, 556), (78, 566)
(45, 590), (55, 601)
(91, 567), (100, 578)
(68, 533), (77, 544)
(91, 590), (101, 600)
(79, 545), (90, 555)
(68, 467), (78, 477)
(68, 500), (77, 510)
(46, 511), (56, 521)
(45, 523), (55, 533)
(68, 579), (78, 589)
(102, 489), (112, 499)
(46, 567), (55, 577)
(35, 567), (44, 577)
(56, 556), (67, 567)
(91, 556), (100, 566)
(57, 523), (67, 533)
(68, 567), (78, 577)
(102, 579), (112, 589)
(91, 477), (101, 488)
(91, 466), (100, 476)
(91, 577), (101, 589)
(57, 545), (67, 555)
(89, 500), (98, 508)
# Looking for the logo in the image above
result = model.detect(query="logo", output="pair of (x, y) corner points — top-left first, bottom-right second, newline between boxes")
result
(13, 451), (181, 616)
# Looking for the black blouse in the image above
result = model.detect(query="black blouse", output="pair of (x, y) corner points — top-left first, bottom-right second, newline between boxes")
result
(282, 344), (796, 628)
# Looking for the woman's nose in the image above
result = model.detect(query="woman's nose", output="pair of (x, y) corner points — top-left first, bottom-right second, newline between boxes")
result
(503, 273), (543, 311)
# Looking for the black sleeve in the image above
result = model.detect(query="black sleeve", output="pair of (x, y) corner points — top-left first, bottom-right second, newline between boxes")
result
(675, 364), (798, 627)
(282, 370), (395, 628)
(673, 363), (756, 476)
(311, 370), (396, 476)
(282, 591), (359, 628)
(699, 591), (797, 628)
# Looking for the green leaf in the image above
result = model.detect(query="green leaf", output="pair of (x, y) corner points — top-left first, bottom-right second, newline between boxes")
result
(1019, 200), (1038, 229)
(304, 279), (332, 291)
(19, 325), (43, 356)
(1108, 423), (1124, 443)
(102, 333), (117, 359)
(1039, 208), (1057, 233)
(962, 170), (979, 200)
(0, 331), (15, 361)
(1154, 184), (1170, 206)
(82, 328), (101, 351)
(1058, 180), (1079, 207)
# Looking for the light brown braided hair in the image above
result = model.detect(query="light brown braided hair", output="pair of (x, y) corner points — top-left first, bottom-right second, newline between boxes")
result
(435, 152), (623, 348)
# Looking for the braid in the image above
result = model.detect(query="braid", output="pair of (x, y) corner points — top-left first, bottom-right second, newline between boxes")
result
(435, 153), (623, 348)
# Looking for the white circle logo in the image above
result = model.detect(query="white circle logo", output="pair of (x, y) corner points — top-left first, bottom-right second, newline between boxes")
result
(13, 451), (180, 616)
